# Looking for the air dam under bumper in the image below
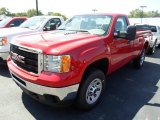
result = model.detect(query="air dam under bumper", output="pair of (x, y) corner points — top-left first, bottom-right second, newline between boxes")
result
(10, 72), (79, 105)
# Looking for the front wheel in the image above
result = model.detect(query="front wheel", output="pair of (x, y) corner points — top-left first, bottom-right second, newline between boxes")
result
(133, 49), (145, 69)
(76, 68), (106, 110)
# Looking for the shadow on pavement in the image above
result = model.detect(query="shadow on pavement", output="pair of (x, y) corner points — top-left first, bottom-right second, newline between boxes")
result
(146, 48), (160, 58)
(22, 60), (160, 120)
(0, 65), (11, 78)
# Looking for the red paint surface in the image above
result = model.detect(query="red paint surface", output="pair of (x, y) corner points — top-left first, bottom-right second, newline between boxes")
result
(0, 17), (27, 28)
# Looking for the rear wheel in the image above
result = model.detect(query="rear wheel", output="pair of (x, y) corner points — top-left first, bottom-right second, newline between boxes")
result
(133, 49), (145, 69)
(76, 68), (106, 110)
(149, 41), (157, 54)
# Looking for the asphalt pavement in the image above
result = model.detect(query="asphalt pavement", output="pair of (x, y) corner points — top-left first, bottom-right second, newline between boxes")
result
(0, 49), (160, 120)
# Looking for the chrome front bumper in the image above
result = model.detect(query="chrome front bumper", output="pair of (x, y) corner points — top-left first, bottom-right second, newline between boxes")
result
(10, 72), (79, 102)
(0, 52), (9, 61)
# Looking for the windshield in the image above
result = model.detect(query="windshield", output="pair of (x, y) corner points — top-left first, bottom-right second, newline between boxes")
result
(0, 17), (12, 27)
(58, 15), (112, 36)
(20, 16), (47, 30)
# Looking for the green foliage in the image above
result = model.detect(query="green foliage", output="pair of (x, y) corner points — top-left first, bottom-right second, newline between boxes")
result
(15, 12), (27, 17)
(0, 7), (43, 17)
(128, 9), (142, 18)
(129, 9), (160, 18)
(0, 7), (11, 16)
(26, 9), (43, 17)
(0, 7), (68, 19)
(48, 12), (67, 20)
(146, 10), (160, 17)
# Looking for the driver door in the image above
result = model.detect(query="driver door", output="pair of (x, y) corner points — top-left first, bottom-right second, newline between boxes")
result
(110, 16), (133, 71)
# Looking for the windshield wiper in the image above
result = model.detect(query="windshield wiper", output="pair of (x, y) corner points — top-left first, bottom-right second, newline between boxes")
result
(66, 30), (90, 33)
(75, 30), (89, 33)
(21, 26), (35, 30)
(57, 29), (90, 33)
(57, 28), (66, 30)
(22, 26), (29, 28)
(22, 26), (33, 30)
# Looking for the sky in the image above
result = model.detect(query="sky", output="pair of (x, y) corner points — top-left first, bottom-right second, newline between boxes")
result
(0, 0), (160, 17)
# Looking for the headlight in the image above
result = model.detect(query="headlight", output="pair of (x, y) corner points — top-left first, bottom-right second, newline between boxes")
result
(44, 55), (71, 73)
(0, 37), (7, 46)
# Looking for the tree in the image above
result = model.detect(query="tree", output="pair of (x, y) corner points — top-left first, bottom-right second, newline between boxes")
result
(146, 10), (160, 17)
(48, 12), (67, 20)
(129, 9), (160, 18)
(15, 12), (27, 17)
(26, 9), (43, 17)
(128, 9), (142, 18)
(0, 7), (11, 16)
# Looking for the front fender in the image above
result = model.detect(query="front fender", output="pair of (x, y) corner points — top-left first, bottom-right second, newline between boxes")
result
(76, 44), (110, 81)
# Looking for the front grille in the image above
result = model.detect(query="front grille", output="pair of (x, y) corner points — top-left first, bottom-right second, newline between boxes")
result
(10, 44), (40, 74)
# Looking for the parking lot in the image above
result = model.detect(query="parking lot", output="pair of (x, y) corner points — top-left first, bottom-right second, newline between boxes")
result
(0, 49), (160, 120)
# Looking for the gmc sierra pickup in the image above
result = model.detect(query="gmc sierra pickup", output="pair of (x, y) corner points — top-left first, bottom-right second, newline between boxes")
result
(8, 14), (150, 110)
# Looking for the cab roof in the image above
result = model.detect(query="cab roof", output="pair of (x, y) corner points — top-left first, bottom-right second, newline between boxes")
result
(75, 13), (127, 17)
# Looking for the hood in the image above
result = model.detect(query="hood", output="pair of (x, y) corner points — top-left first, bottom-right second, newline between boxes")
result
(0, 27), (33, 37)
(13, 30), (102, 54)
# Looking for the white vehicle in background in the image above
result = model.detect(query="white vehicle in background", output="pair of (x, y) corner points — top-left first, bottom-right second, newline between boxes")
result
(135, 24), (160, 54)
(0, 16), (64, 63)
(149, 25), (160, 48)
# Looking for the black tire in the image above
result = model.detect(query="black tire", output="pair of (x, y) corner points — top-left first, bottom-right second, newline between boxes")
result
(76, 68), (106, 110)
(149, 41), (157, 55)
(133, 49), (145, 69)
(158, 44), (160, 48)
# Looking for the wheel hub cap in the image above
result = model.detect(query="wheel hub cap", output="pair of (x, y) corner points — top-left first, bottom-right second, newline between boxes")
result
(86, 78), (102, 104)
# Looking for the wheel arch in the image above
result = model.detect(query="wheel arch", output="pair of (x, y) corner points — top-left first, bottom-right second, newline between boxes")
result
(80, 58), (109, 84)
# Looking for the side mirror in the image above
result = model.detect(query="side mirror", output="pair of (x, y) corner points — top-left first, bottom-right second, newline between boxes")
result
(43, 23), (57, 31)
(43, 27), (48, 31)
(114, 30), (120, 37)
(50, 23), (56, 30)
(114, 30), (127, 38)
(57, 22), (61, 27)
(126, 26), (136, 40)
(9, 23), (15, 27)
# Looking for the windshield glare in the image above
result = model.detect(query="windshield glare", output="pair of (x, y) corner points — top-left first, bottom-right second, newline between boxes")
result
(58, 15), (112, 35)
(0, 17), (12, 27)
(20, 17), (47, 30)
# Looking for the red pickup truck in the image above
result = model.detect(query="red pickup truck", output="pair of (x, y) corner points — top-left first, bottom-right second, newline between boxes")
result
(8, 14), (150, 110)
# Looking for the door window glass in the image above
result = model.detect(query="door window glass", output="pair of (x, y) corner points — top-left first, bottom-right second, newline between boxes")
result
(114, 17), (128, 32)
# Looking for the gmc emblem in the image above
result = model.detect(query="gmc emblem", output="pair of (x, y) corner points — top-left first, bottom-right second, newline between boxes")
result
(10, 51), (25, 63)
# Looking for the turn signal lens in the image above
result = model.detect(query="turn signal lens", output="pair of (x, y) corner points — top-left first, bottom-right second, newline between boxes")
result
(0, 37), (7, 46)
(60, 55), (71, 73)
